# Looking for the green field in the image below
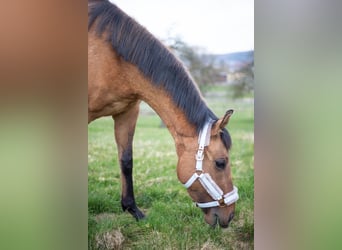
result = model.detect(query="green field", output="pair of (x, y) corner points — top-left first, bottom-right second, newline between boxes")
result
(88, 88), (254, 249)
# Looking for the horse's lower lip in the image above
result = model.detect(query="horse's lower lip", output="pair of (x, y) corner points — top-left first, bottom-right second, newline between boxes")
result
(209, 215), (219, 227)
(207, 212), (231, 228)
(219, 222), (229, 228)
(211, 218), (228, 228)
(215, 214), (230, 228)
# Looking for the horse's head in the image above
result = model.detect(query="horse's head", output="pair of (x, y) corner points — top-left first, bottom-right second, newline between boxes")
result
(177, 109), (238, 228)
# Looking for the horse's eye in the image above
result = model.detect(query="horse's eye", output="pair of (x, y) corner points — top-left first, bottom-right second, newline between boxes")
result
(215, 158), (227, 170)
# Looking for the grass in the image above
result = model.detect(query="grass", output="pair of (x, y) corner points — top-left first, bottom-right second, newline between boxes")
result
(88, 87), (254, 249)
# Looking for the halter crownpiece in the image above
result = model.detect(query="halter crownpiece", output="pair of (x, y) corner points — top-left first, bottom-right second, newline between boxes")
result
(183, 120), (239, 208)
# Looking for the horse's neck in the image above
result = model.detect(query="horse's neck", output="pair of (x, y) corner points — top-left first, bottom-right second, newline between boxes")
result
(141, 85), (197, 142)
(144, 92), (197, 155)
(125, 64), (198, 146)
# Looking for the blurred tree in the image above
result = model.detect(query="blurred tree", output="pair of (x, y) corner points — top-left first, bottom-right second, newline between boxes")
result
(231, 62), (254, 98)
(163, 36), (254, 98)
(165, 37), (223, 91)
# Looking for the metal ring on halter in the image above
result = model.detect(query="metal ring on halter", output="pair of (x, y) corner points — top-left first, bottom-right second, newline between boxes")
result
(218, 197), (226, 207)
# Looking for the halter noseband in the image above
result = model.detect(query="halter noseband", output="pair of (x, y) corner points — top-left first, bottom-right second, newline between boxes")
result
(183, 120), (239, 208)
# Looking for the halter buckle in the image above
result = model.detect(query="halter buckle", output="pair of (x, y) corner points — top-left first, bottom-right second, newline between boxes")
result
(218, 197), (226, 207)
(196, 150), (204, 161)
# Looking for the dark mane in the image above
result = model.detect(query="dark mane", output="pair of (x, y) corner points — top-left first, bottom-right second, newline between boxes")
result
(88, 0), (231, 148)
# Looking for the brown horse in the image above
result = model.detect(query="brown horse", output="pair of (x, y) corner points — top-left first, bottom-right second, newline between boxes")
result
(88, 0), (238, 228)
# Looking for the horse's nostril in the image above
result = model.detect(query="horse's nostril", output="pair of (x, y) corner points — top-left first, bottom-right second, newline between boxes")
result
(228, 212), (235, 224)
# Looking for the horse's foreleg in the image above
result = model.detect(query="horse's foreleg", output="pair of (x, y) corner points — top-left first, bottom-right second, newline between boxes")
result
(113, 103), (145, 220)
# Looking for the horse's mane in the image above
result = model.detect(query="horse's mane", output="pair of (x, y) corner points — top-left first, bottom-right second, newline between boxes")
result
(88, 0), (231, 149)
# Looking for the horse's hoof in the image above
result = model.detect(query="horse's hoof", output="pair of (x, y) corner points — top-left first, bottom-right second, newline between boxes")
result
(128, 207), (145, 220)
(134, 210), (146, 221)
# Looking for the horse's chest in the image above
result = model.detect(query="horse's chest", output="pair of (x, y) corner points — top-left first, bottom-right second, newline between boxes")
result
(88, 90), (138, 121)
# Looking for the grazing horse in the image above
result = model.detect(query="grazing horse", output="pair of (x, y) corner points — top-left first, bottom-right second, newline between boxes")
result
(88, 0), (238, 228)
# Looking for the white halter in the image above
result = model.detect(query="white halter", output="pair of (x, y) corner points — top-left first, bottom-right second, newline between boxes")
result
(183, 120), (239, 208)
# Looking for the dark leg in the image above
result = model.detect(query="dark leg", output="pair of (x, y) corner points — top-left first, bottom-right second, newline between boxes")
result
(113, 103), (145, 220)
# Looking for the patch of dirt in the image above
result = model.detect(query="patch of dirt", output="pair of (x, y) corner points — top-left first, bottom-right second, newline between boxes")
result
(230, 241), (253, 250)
(201, 239), (223, 250)
(95, 229), (125, 250)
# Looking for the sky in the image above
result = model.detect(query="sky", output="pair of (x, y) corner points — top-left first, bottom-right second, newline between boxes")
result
(110, 0), (254, 54)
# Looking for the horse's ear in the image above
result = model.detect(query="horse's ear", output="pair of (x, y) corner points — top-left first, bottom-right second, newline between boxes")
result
(212, 109), (234, 135)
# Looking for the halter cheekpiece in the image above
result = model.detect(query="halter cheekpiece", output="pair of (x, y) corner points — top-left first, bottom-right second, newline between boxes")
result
(183, 120), (239, 208)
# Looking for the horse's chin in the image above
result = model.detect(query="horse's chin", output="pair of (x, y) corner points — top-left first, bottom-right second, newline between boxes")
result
(204, 212), (218, 227)
(204, 213), (230, 228)
(204, 207), (235, 228)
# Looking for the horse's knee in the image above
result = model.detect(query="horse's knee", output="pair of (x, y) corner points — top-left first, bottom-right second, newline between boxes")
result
(121, 156), (132, 168)
(120, 146), (133, 173)
(121, 156), (133, 175)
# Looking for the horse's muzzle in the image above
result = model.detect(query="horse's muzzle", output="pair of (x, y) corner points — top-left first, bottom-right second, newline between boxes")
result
(205, 209), (235, 228)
